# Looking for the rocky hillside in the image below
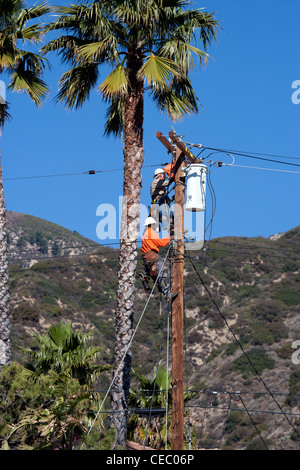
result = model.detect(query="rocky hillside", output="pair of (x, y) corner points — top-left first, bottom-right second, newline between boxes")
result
(6, 211), (300, 450)
(6, 211), (100, 267)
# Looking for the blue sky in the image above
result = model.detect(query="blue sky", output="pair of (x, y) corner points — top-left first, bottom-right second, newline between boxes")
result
(1, 0), (299, 246)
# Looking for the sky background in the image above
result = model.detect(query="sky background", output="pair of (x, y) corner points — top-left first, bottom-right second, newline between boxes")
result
(1, 0), (299, 247)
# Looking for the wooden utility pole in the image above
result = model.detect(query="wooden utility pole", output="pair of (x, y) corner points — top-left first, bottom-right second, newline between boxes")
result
(170, 142), (185, 450)
(156, 130), (197, 450)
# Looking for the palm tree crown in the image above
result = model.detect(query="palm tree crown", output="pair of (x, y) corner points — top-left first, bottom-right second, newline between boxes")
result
(21, 321), (111, 386)
(0, 0), (50, 109)
(43, 0), (219, 135)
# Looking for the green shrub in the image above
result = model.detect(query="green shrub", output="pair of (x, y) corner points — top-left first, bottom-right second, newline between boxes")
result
(12, 302), (39, 323)
(285, 370), (300, 407)
(251, 322), (288, 346)
(232, 348), (275, 379)
(249, 300), (282, 323)
(274, 275), (300, 306)
(236, 285), (261, 301)
(277, 343), (293, 360)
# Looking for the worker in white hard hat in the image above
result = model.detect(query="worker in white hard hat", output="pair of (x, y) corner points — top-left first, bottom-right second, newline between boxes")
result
(150, 168), (173, 232)
(139, 217), (177, 302)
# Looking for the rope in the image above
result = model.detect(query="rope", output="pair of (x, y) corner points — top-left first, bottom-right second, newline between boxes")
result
(143, 299), (170, 448)
(165, 311), (170, 450)
(143, 243), (174, 449)
(166, 241), (174, 449)
(87, 245), (171, 435)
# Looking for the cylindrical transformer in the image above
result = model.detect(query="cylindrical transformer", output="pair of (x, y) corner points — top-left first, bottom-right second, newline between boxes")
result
(184, 164), (209, 212)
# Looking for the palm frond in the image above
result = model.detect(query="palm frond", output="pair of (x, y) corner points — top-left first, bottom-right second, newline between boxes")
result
(138, 53), (179, 87)
(8, 70), (48, 105)
(151, 82), (198, 121)
(99, 64), (128, 99)
(104, 95), (125, 137)
(41, 36), (85, 67)
(0, 0), (50, 108)
(16, 24), (44, 43)
(159, 39), (210, 71)
(0, 102), (11, 127)
(56, 62), (99, 110)
(17, 1), (51, 22)
(78, 36), (118, 63)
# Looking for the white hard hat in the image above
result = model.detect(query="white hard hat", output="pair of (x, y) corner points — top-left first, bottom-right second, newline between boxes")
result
(144, 217), (157, 226)
(153, 168), (165, 177)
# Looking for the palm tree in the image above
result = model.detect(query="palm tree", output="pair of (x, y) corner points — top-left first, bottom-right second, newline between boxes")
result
(2, 322), (111, 450)
(0, 0), (50, 373)
(43, 0), (219, 447)
(21, 320), (111, 386)
(128, 367), (198, 449)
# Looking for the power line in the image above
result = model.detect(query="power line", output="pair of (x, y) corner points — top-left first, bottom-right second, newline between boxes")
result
(201, 146), (300, 162)
(7, 244), (299, 274)
(184, 403), (300, 418)
(3, 163), (169, 182)
(6, 242), (300, 265)
(223, 163), (300, 175)
(209, 239), (300, 253)
(199, 146), (300, 168)
(6, 234), (300, 262)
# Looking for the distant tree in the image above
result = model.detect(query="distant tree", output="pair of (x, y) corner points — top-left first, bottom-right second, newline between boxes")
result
(51, 241), (61, 256)
(0, 0), (50, 372)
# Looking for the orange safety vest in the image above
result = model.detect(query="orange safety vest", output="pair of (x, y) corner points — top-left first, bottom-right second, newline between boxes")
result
(142, 227), (170, 255)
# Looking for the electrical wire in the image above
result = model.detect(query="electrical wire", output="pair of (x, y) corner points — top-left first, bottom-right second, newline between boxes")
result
(204, 170), (217, 240)
(223, 163), (300, 175)
(6, 234), (300, 257)
(188, 144), (300, 168)
(184, 403), (300, 417)
(2, 163), (169, 182)
(202, 146), (300, 162)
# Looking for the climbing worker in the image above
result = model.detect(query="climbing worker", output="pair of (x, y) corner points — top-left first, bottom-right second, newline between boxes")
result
(150, 168), (174, 232)
(140, 216), (177, 302)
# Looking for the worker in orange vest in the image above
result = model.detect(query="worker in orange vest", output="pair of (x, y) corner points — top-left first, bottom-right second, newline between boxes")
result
(140, 216), (177, 302)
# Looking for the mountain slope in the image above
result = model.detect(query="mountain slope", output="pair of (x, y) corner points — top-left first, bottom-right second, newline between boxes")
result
(6, 212), (300, 450)
(6, 211), (100, 266)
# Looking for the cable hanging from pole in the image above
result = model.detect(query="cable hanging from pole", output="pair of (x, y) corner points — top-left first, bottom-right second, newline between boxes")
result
(87, 245), (171, 436)
(184, 249), (300, 441)
(143, 242), (174, 449)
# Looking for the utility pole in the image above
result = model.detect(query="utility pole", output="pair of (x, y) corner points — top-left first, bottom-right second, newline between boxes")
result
(156, 131), (197, 450)
(170, 140), (185, 450)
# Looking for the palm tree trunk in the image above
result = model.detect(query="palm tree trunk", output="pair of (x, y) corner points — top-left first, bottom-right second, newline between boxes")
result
(110, 52), (144, 449)
(0, 149), (11, 373)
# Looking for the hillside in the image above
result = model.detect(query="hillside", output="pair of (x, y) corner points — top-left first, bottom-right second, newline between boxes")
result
(6, 211), (100, 267)
(6, 211), (300, 450)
